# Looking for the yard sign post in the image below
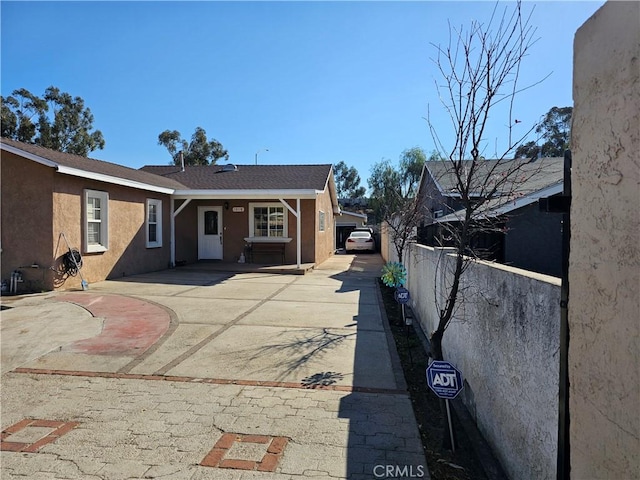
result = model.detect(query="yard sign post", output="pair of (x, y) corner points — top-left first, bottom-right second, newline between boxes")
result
(394, 287), (412, 366)
(426, 360), (464, 452)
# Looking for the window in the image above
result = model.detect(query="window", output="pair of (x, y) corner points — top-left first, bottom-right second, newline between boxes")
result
(84, 189), (109, 253)
(319, 211), (326, 232)
(249, 203), (287, 238)
(146, 199), (162, 248)
(204, 210), (219, 235)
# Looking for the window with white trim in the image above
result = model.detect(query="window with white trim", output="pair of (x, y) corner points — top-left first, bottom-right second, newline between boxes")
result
(84, 189), (109, 253)
(146, 199), (162, 248)
(249, 203), (288, 238)
(318, 211), (326, 232)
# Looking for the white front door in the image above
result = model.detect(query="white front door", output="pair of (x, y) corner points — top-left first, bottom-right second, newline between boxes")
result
(198, 206), (223, 260)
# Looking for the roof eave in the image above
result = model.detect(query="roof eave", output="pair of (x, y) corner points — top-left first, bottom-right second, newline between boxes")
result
(323, 168), (341, 214)
(433, 181), (564, 224)
(57, 166), (176, 194)
(2, 142), (176, 194)
(1, 142), (58, 168)
(172, 189), (320, 200)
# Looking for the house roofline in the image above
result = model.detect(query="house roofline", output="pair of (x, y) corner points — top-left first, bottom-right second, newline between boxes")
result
(339, 210), (368, 219)
(172, 189), (322, 200)
(324, 169), (341, 214)
(1, 142), (175, 194)
(57, 166), (175, 194)
(422, 161), (447, 196)
(433, 182), (564, 224)
(485, 182), (563, 217)
(1, 143), (59, 168)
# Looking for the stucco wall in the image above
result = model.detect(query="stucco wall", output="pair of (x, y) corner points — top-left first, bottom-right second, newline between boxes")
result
(314, 188), (335, 264)
(174, 198), (320, 265)
(570, 2), (640, 478)
(51, 175), (172, 289)
(1, 153), (55, 291)
(405, 243), (561, 480)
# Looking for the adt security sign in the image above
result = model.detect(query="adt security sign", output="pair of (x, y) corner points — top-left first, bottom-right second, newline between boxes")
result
(426, 361), (464, 399)
(394, 287), (410, 304)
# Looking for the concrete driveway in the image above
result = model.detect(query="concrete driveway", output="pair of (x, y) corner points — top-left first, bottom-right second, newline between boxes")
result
(1, 253), (428, 479)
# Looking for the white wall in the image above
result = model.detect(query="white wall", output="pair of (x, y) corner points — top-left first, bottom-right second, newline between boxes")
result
(405, 243), (561, 480)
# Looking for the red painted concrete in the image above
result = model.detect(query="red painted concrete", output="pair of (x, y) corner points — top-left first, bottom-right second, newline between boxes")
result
(55, 293), (170, 356)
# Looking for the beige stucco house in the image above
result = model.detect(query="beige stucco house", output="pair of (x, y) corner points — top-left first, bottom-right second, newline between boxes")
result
(1, 139), (339, 292)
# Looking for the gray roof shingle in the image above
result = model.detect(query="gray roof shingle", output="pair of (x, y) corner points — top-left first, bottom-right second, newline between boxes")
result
(1, 138), (187, 190)
(2, 139), (334, 194)
(422, 157), (565, 223)
(140, 164), (333, 191)
(424, 157), (564, 197)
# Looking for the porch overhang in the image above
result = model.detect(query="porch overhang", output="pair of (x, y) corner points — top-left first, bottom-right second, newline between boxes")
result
(170, 189), (316, 269)
(172, 189), (320, 200)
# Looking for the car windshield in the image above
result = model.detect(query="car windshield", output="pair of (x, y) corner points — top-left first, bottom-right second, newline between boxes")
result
(350, 232), (370, 238)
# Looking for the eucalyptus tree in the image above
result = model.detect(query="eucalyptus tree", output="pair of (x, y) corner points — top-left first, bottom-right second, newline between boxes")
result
(514, 106), (573, 159)
(1, 86), (104, 156)
(333, 161), (366, 199)
(158, 127), (228, 166)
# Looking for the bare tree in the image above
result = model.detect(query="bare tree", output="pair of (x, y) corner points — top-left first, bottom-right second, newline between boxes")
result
(425, 1), (549, 361)
(383, 196), (426, 265)
(369, 147), (426, 263)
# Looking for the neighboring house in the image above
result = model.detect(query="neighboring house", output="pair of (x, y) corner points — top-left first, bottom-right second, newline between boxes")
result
(335, 210), (368, 249)
(416, 157), (564, 276)
(1, 139), (338, 291)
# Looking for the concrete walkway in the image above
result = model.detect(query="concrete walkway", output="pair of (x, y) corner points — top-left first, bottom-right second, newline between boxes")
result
(1, 253), (429, 479)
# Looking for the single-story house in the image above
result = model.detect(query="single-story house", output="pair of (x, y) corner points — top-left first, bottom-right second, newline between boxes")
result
(416, 157), (564, 276)
(1, 138), (339, 292)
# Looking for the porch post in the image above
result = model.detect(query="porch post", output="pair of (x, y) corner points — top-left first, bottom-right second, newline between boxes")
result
(279, 198), (302, 269)
(296, 198), (301, 268)
(171, 198), (192, 268)
(170, 198), (176, 267)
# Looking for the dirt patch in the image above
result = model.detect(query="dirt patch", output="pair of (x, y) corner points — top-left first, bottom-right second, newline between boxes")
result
(378, 280), (488, 480)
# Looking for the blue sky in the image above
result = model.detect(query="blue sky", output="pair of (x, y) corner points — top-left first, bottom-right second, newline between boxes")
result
(2, 1), (604, 188)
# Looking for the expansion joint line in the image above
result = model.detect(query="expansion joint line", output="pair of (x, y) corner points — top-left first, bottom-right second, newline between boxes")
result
(152, 278), (301, 376)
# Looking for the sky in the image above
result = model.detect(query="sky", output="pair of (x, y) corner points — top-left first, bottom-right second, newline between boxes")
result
(1, 0), (605, 188)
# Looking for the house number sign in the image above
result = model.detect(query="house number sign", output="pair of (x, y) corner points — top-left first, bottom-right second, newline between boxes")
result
(232, 207), (245, 213)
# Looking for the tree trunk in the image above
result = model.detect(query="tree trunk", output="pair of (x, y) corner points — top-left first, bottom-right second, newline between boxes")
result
(430, 328), (444, 361)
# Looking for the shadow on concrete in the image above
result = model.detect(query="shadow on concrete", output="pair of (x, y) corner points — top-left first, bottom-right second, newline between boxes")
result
(334, 253), (428, 479)
(249, 328), (356, 382)
(301, 371), (345, 388)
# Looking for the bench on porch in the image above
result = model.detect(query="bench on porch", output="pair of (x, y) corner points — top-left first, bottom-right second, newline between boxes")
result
(244, 238), (290, 264)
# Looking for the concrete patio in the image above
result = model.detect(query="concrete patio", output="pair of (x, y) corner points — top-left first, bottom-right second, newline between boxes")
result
(1, 253), (429, 479)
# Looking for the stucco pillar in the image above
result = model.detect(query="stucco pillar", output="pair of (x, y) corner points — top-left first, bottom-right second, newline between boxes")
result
(570, 2), (640, 478)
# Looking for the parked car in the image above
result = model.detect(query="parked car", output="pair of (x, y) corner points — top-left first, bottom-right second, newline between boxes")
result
(345, 231), (375, 252)
(352, 227), (375, 235)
